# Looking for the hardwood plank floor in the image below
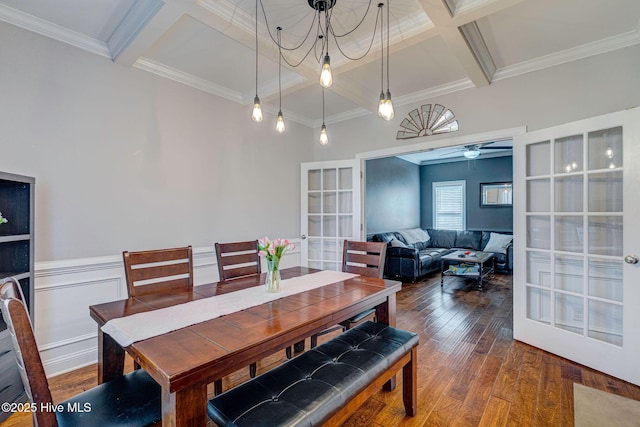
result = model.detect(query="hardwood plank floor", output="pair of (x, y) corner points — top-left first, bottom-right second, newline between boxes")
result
(4, 272), (640, 426)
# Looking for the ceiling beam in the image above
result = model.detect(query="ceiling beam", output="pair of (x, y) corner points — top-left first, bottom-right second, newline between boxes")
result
(417, 0), (491, 86)
(114, 0), (188, 66)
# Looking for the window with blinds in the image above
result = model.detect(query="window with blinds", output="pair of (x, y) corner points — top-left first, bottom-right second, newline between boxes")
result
(433, 180), (466, 230)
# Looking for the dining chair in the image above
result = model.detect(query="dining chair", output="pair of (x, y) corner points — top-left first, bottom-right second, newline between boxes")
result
(0, 277), (162, 427)
(122, 246), (194, 297)
(310, 240), (387, 347)
(121, 246), (229, 393)
(215, 240), (297, 379)
(215, 240), (262, 382)
(215, 240), (261, 280)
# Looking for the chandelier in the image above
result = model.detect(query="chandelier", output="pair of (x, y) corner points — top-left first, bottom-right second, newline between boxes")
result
(250, 0), (394, 144)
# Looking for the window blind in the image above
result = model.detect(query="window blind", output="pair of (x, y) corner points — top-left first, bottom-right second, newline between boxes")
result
(433, 181), (465, 230)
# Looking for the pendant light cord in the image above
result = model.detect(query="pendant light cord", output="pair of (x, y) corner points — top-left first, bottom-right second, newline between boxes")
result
(255, 0), (259, 97)
(278, 27), (282, 109)
(386, 0), (390, 92)
(380, 3), (384, 91)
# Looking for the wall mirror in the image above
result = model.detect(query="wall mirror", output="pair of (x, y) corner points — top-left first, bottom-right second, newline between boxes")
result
(480, 182), (513, 206)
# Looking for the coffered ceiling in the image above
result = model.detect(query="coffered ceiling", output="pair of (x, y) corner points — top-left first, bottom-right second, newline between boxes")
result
(1, 0), (638, 127)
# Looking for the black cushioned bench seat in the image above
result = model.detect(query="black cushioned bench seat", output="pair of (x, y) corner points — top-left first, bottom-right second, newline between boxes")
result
(207, 321), (418, 427)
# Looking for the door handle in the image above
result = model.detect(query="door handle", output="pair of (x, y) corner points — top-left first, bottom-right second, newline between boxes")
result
(301, 235), (307, 240)
(624, 255), (639, 264)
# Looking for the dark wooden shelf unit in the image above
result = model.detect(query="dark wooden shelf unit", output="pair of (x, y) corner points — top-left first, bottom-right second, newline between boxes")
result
(0, 172), (34, 422)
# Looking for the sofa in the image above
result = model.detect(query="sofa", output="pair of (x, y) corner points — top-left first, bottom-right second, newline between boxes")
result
(370, 228), (513, 281)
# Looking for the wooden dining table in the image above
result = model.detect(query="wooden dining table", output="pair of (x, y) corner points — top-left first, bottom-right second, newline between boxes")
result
(89, 266), (402, 427)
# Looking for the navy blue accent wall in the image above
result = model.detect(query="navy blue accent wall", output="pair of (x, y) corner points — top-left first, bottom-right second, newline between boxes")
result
(365, 157), (421, 233)
(420, 156), (513, 232)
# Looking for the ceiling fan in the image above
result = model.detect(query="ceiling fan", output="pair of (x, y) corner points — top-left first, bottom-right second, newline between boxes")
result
(457, 141), (512, 159)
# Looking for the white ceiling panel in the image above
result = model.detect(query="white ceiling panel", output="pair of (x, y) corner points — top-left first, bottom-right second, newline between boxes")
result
(144, 15), (284, 99)
(281, 83), (363, 124)
(341, 36), (469, 98)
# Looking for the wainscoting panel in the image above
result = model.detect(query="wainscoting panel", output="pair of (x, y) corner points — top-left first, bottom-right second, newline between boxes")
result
(32, 243), (300, 377)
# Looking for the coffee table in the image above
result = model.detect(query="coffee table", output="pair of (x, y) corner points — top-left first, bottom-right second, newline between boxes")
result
(441, 250), (495, 289)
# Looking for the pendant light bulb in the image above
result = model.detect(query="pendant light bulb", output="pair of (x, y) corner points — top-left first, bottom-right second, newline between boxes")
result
(320, 54), (333, 88)
(319, 124), (329, 145)
(380, 90), (394, 121)
(251, 96), (263, 123)
(276, 111), (286, 133)
(377, 92), (386, 118)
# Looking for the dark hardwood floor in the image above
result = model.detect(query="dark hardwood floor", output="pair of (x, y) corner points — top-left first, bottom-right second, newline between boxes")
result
(4, 272), (640, 426)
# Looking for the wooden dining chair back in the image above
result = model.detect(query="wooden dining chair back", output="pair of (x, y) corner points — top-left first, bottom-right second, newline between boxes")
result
(0, 277), (162, 427)
(123, 246), (193, 297)
(310, 240), (387, 348)
(214, 240), (265, 383)
(0, 277), (52, 424)
(215, 240), (261, 281)
(342, 240), (387, 278)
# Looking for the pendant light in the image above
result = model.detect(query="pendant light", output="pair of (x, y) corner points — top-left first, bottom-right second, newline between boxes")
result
(319, 8), (333, 88)
(320, 87), (328, 145)
(251, 0), (263, 123)
(377, 3), (386, 118)
(249, 0), (396, 129)
(379, 1), (394, 121)
(275, 27), (286, 133)
(320, 55), (332, 88)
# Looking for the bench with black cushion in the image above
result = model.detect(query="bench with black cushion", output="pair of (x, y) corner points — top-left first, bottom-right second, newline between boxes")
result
(207, 321), (418, 427)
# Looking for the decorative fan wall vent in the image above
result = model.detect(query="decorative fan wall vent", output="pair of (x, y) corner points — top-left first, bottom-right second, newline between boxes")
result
(396, 104), (459, 140)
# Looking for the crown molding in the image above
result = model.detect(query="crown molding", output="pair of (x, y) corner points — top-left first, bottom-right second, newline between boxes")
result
(494, 29), (640, 81)
(396, 79), (476, 107)
(0, 3), (111, 58)
(134, 57), (244, 103)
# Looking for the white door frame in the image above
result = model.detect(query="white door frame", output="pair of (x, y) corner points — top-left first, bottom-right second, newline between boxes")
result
(355, 126), (527, 236)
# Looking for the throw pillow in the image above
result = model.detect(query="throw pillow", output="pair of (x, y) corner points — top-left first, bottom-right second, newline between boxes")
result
(398, 228), (430, 246)
(455, 230), (483, 250)
(483, 232), (513, 254)
(427, 229), (457, 249)
(389, 238), (407, 248)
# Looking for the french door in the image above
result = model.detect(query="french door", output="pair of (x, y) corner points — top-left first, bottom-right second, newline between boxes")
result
(513, 107), (640, 386)
(300, 160), (361, 271)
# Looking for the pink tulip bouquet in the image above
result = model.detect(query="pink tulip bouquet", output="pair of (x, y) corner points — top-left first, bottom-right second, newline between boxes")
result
(257, 237), (295, 269)
(258, 237), (294, 292)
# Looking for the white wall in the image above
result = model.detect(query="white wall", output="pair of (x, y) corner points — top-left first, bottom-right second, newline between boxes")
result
(0, 22), (312, 375)
(312, 45), (640, 161)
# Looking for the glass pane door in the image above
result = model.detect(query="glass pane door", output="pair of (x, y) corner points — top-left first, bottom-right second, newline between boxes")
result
(301, 160), (360, 271)
(524, 127), (623, 344)
(514, 107), (640, 386)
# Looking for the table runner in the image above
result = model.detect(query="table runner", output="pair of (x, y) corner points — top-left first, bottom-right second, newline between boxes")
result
(102, 270), (358, 347)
